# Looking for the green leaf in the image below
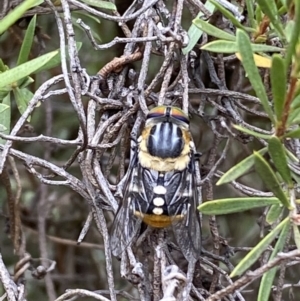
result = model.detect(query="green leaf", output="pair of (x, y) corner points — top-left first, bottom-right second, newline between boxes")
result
(288, 107), (300, 125)
(285, 1), (300, 66)
(285, 20), (295, 43)
(13, 88), (33, 117)
(266, 205), (283, 224)
(230, 217), (289, 277)
(268, 136), (292, 186)
(293, 224), (300, 250)
(193, 19), (236, 41)
(233, 125), (272, 140)
(255, 4), (263, 24)
(256, 0), (285, 40)
(72, 17), (102, 42)
(17, 15), (37, 66)
(254, 151), (291, 209)
(79, 0), (116, 10)
(270, 55), (286, 122)
(0, 50), (58, 90)
(201, 40), (283, 53)
(34, 42), (82, 73)
(0, 95), (11, 145)
(18, 76), (34, 89)
(291, 93), (300, 110)
(286, 148), (299, 163)
(208, 0), (254, 32)
(183, 1), (215, 54)
(0, 0), (43, 35)
(217, 147), (267, 185)
(0, 59), (8, 72)
(284, 128), (300, 138)
(245, 0), (256, 28)
(237, 29), (275, 124)
(198, 197), (280, 215)
(73, 11), (101, 24)
(0, 87), (12, 99)
(257, 220), (290, 301)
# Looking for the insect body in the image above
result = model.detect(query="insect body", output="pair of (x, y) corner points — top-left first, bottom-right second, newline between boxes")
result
(111, 106), (201, 260)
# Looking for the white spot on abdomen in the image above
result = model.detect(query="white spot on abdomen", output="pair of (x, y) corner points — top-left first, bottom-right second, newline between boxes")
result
(153, 207), (164, 215)
(153, 185), (167, 195)
(153, 197), (165, 206)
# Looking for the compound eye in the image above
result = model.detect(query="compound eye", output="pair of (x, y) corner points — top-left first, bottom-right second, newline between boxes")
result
(147, 106), (167, 120)
(147, 106), (189, 124)
(170, 107), (189, 124)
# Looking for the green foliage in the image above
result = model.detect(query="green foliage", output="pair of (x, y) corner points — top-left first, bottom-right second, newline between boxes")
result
(237, 29), (276, 123)
(183, 1), (215, 54)
(79, 0), (116, 10)
(0, 0), (43, 35)
(17, 15), (37, 66)
(257, 220), (290, 301)
(0, 51), (58, 90)
(230, 218), (290, 277)
(268, 137), (292, 186)
(266, 204), (283, 224)
(270, 55), (286, 121)
(217, 147), (267, 185)
(198, 197), (280, 215)
(194, 0), (300, 293)
(0, 16), (82, 142)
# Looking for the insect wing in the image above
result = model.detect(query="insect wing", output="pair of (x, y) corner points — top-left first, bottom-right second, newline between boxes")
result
(169, 165), (201, 260)
(110, 197), (141, 257)
(110, 156), (142, 257)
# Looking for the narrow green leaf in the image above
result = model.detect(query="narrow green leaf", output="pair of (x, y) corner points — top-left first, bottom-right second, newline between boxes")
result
(198, 197), (280, 215)
(233, 125), (272, 140)
(183, 1), (215, 54)
(257, 220), (290, 301)
(17, 15), (37, 66)
(237, 30), (275, 123)
(0, 59), (8, 72)
(201, 40), (283, 53)
(245, 0), (256, 28)
(270, 55), (286, 121)
(230, 217), (289, 277)
(254, 151), (291, 209)
(208, 0), (254, 32)
(79, 0), (116, 10)
(193, 19), (236, 41)
(288, 107), (300, 125)
(18, 76), (34, 89)
(217, 147), (267, 185)
(286, 148), (299, 163)
(34, 42), (82, 73)
(256, 0), (285, 40)
(13, 88), (33, 116)
(284, 128), (300, 138)
(0, 87), (12, 99)
(72, 17), (102, 42)
(255, 4), (263, 24)
(73, 11), (101, 24)
(285, 1), (300, 66)
(268, 136), (292, 186)
(285, 20), (295, 43)
(292, 173), (300, 185)
(293, 224), (300, 250)
(0, 0), (43, 35)
(266, 205), (283, 224)
(0, 50), (58, 90)
(0, 95), (11, 145)
(291, 94), (300, 110)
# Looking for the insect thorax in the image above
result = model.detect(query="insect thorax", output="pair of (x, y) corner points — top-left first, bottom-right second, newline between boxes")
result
(138, 120), (192, 172)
